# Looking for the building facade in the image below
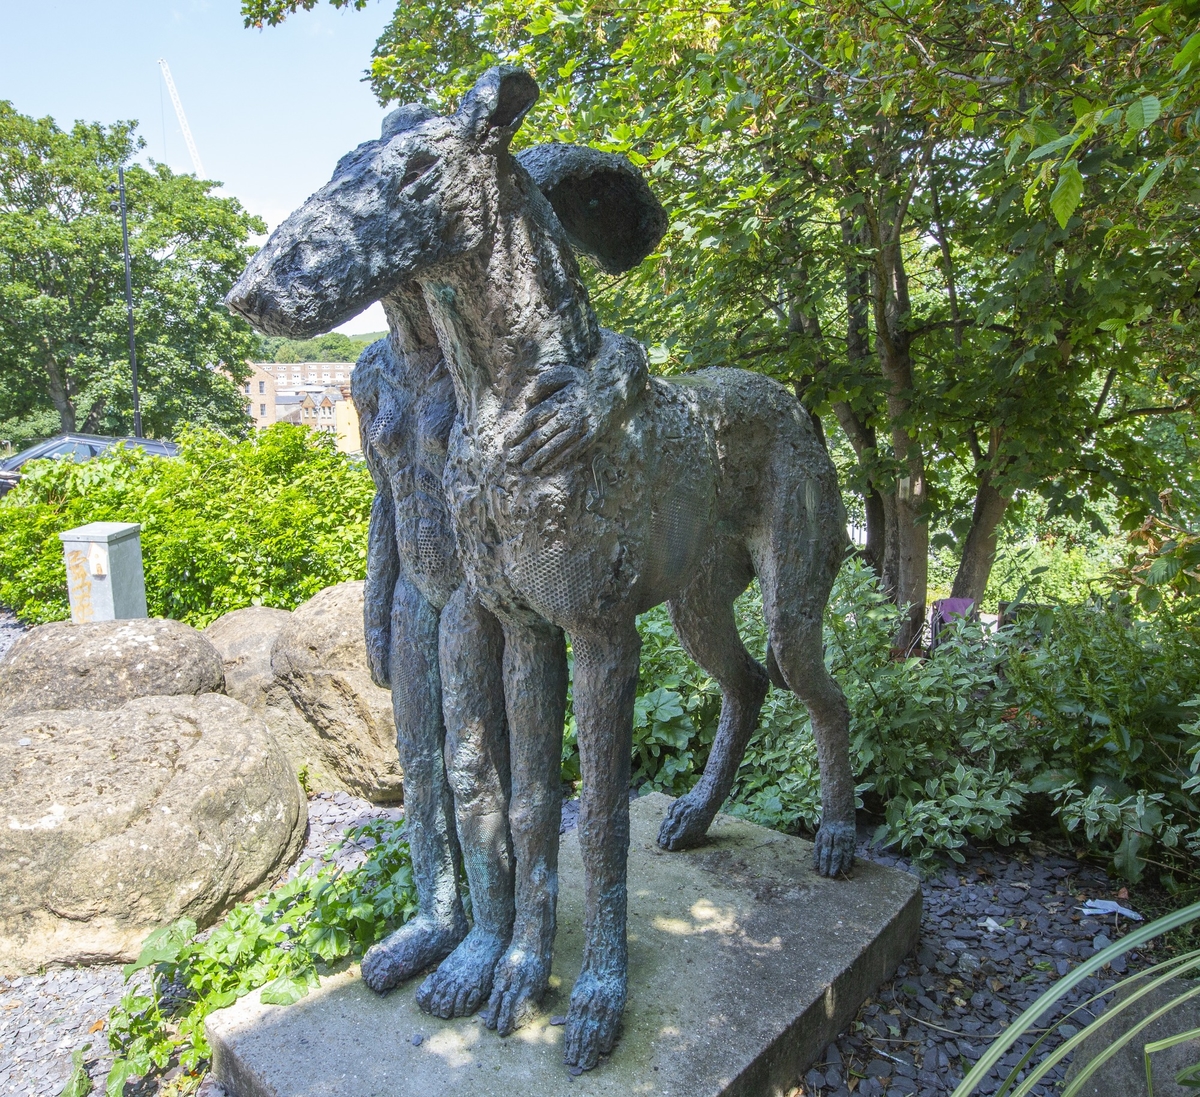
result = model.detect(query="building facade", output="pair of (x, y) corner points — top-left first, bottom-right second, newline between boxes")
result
(243, 362), (360, 454)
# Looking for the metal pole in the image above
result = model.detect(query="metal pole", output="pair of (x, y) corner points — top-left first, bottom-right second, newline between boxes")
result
(117, 167), (142, 438)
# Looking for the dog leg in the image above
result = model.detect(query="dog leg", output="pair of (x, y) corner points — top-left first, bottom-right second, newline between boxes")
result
(563, 623), (639, 1071)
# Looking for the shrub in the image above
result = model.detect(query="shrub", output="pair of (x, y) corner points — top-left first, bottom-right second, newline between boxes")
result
(104, 818), (416, 1095)
(0, 425), (373, 627)
(566, 558), (1200, 881)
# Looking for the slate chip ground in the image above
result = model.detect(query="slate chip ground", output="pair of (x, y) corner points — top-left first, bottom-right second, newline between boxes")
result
(0, 607), (24, 661)
(2, 762), (1139, 1097)
(780, 828), (1139, 1097)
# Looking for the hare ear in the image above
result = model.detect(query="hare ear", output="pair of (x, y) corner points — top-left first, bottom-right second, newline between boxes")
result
(517, 143), (668, 274)
(381, 104), (435, 141)
(458, 66), (539, 145)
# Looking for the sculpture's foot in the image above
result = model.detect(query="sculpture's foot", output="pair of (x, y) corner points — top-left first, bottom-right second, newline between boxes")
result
(563, 968), (626, 1071)
(657, 788), (716, 851)
(415, 927), (508, 1019)
(481, 943), (551, 1036)
(813, 820), (856, 876)
(360, 913), (467, 994)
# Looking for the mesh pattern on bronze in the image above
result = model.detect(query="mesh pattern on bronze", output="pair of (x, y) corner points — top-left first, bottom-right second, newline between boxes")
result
(391, 649), (412, 713)
(511, 542), (595, 621)
(646, 485), (697, 586)
(416, 519), (444, 575)
(414, 465), (442, 498)
(368, 405), (398, 448)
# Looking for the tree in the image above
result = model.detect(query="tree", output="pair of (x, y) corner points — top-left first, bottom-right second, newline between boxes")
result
(242, 0), (1200, 645)
(0, 103), (265, 441)
(257, 331), (376, 363)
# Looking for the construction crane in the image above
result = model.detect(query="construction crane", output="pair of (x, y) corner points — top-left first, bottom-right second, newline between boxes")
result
(157, 59), (206, 178)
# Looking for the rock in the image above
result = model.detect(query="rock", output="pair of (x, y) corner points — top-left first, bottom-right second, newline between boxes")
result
(205, 607), (352, 797)
(204, 606), (292, 704)
(0, 618), (224, 720)
(0, 693), (306, 974)
(270, 582), (402, 803)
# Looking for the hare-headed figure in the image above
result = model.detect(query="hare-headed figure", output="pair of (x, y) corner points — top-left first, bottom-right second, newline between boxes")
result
(232, 102), (651, 1031)
(228, 70), (855, 1072)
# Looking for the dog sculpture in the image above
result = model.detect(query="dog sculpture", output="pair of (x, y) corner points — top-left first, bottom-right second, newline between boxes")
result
(228, 70), (855, 1072)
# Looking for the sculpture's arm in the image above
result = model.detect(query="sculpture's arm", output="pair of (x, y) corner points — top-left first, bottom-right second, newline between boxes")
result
(363, 440), (400, 689)
(506, 339), (648, 474)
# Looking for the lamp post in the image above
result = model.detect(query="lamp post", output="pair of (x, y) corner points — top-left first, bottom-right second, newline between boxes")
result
(107, 168), (142, 438)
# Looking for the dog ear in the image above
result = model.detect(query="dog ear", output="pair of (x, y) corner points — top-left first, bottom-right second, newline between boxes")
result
(458, 66), (539, 145)
(517, 143), (668, 274)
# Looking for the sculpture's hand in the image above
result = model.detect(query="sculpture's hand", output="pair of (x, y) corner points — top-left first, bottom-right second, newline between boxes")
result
(506, 363), (593, 474)
(507, 341), (648, 475)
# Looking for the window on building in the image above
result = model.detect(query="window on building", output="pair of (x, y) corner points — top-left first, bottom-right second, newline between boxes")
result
(259, 380), (265, 394)
(244, 383), (250, 394)
(260, 403), (267, 416)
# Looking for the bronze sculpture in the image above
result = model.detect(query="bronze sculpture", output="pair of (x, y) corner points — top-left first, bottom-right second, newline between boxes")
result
(227, 70), (854, 1072)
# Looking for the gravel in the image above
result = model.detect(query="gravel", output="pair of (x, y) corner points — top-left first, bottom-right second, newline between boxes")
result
(2, 775), (1141, 1097)
(782, 828), (1141, 1097)
(0, 606), (25, 661)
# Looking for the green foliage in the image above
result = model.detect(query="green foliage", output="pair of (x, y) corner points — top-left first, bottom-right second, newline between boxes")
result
(629, 606), (721, 793)
(256, 331), (380, 364)
(104, 819), (417, 1095)
(574, 559), (1200, 880)
(0, 424), (373, 627)
(58, 1048), (93, 1097)
(237, 0), (1200, 633)
(0, 101), (264, 441)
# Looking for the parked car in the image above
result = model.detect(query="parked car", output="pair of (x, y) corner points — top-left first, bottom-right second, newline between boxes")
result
(0, 433), (178, 496)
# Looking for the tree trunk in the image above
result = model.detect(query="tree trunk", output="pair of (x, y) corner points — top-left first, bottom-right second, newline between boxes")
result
(863, 175), (929, 651)
(951, 473), (1009, 603)
(43, 352), (76, 433)
(81, 396), (107, 434)
(862, 485), (887, 578)
(835, 211), (893, 580)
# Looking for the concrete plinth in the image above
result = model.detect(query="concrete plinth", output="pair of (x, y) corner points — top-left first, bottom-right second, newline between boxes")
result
(207, 793), (921, 1097)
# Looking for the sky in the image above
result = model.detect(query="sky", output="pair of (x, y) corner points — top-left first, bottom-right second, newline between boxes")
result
(1, 0), (398, 333)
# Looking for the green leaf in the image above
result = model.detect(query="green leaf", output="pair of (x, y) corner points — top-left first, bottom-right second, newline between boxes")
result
(1137, 160), (1167, 204)
(1124, 95), (1162, 132)
(122, 918), (197, 979)
(1050, 161), (1084, 228)
(58, 1048), (93, 1097)
(259, 973), (312, 1005)
(104, 1061), (139, 1097)
(1173, 30), (1200, 70)
(1027, 133), (1076, 161)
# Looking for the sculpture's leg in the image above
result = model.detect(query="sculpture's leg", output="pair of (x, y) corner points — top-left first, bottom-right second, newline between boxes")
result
(417, 588), (513, 1017)
(755, 511), (856, 876)
(562, 622), (639, 1071)
(362, 578), (468, 993)
(483, 619), (568, 1035)
(658, 569), (769, 851)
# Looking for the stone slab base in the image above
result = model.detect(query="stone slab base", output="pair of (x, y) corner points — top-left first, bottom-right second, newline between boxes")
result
(207, 792), (921, 1097)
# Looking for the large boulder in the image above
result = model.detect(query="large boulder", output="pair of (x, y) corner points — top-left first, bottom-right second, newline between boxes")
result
(271, 582), (402, 803)
(204, 606), (356, 797)
(0, 693), (306, 974)
(0, 618), (225, 720)
(204, 606), (292, 704)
